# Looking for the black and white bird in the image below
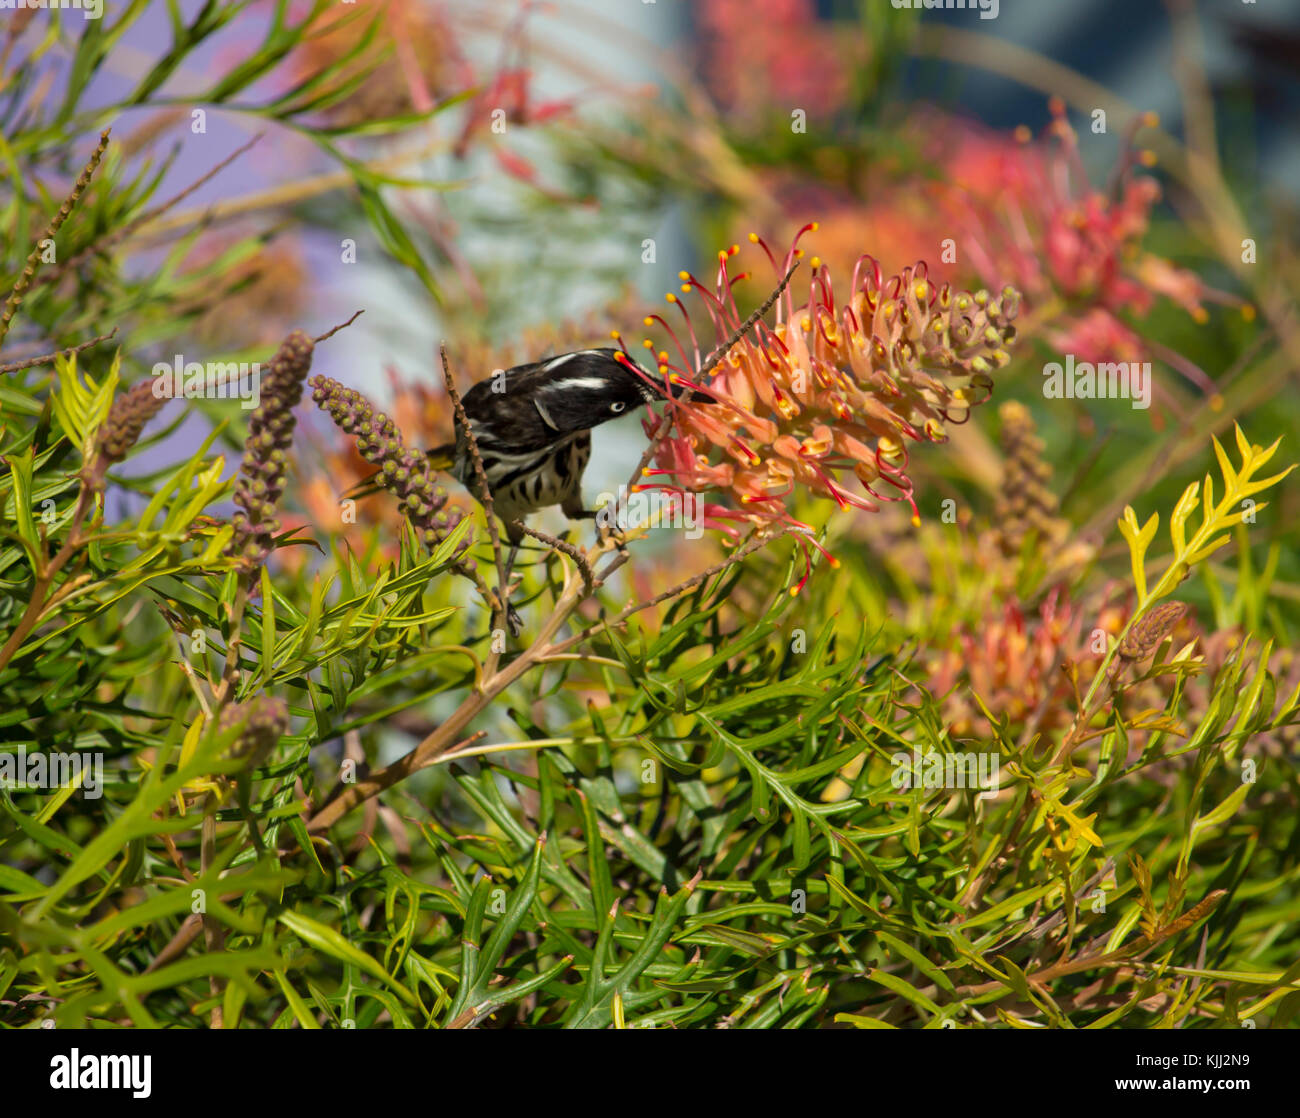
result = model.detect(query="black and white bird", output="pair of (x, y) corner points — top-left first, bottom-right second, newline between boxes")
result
(344, 347), (675, 545)
(344, 261), (797, 559)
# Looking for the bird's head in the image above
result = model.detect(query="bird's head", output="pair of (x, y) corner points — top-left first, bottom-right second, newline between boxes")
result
(531, 348), (710, 434)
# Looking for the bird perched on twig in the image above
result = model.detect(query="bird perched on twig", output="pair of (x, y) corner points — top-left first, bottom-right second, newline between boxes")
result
(343, 347), (673, 547)
(343, 260), (799, 557)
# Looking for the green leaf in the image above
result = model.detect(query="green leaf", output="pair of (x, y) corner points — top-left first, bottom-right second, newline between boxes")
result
(279, 909), (417, 1005)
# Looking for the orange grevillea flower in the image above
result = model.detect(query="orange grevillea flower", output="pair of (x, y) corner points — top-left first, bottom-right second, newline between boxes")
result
(618, 224), (1021, 588)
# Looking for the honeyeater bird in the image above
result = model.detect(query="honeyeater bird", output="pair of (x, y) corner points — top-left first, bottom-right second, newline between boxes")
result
(344, 260), (796, 557)
(343, 347), (681, 547)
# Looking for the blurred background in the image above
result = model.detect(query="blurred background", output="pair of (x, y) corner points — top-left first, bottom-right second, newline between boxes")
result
(7, 0), (1300, 1032)
(7, 0), (1300, 619)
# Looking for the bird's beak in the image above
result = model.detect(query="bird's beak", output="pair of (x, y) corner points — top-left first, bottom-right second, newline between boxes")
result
(667, 376), (721, 403)
(621, 352), (719, 405)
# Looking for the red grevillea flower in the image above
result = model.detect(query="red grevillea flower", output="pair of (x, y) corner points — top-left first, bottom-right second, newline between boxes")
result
(697, 0), (851, 125)
(938, 99), (1244, 386)
(619, 225), (1021, 589)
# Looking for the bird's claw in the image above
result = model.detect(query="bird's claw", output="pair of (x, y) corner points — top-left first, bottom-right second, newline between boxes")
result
(596, 518), (628, 552)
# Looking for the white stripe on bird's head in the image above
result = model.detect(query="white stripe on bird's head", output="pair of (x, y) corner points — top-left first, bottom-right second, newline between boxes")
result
(541, 376), (611, 392)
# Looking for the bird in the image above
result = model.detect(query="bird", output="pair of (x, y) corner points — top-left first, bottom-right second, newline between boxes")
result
(343, 260), (797, 573)
(343, 347), (677, 551)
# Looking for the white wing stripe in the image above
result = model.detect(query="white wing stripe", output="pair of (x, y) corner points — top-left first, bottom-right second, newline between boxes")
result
(539, 350), (601, 374)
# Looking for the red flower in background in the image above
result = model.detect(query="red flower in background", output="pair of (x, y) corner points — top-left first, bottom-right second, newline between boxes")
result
(930, 99), (1242, 387)
(698, 0), (852, 124)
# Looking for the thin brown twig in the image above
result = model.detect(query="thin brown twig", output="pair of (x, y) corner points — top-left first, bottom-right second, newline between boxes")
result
(697, 258), (800, 379)
(33, 133), (267, 293)
(141, 879), (270, 975)
(0, 11), (37, 80)
(135, 133), (266, 236)
(557, 529), (783, 656)
(512, 520), (593, 595)
(313, 309), (364, 344)
(305, 517), (787, 834)
(0, 482), (97, 675)
(0, 327), (118, 374)
(0, 129), (111, 352)
(920, 889), (1228, 1009)
(440, 343), (509, 634)
(304, 528), (625, 835)
(426, 729), (488, 764)
(123, 134), (454, 245)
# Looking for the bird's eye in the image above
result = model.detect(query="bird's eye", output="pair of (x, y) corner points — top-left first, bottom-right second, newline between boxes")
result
(610, 400), (626, 413)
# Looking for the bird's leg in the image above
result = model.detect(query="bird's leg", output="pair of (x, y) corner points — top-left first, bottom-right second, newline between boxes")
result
(565, 497), (622, 551)
(569, 508), (600, 546)
(592, 507), (629, 552)
(500, 535), (523, 637)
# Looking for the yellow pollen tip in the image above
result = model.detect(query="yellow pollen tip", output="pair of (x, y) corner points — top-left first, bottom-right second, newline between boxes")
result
(718, 250), (728, 262)
(788, 586), (800, 597)
(794, 248), (805, 258)
(643, 316), (654, 327)
(642, 339), (654, 349)
(680, 284), (690, 293)
(911, 514), (921, 527)
(678, 271), (690, 281)
(1141, 111), (1159, 128)
(1209, 394), (1225, 412)
(658, 351), (669, 361)
(810, 256), (821, 269)
(609, 330), (621, 340)
(666, 293), (677, 303)
(1192, 307), (1209, 324)
(641, 468), (652, 477)
(800, 317), (812, 331)
(748, 232), (759, 243)
(829, 557), (841, 569)
(730, 244), (739, 255)
(1241, 304), (1256, 322)
(810, 222), (819, 232)
(1139, 149), (1157, 166)
(630, 484), (646, 493)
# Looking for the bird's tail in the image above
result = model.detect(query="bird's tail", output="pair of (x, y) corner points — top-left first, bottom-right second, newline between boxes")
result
(340, 443), (457, 503)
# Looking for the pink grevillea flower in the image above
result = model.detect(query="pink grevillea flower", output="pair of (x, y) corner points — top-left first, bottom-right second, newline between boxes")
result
(697, 0), (851, 124)
(618, 225), (1021, 592)
(937, 99), (1244, 387)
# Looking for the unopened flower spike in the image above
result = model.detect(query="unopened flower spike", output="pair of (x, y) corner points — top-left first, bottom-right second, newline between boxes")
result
(92, 379), (171, 476)
(227, 329), (315, 573)
(218, 694), (289, 772)
(310, 374), (471, 562)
